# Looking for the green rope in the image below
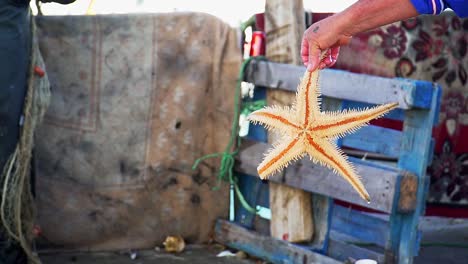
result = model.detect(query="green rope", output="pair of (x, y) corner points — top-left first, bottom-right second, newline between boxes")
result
(192, 56), (266, 214)
(241, 99), (266, 116)
(239, 14), (256, 34)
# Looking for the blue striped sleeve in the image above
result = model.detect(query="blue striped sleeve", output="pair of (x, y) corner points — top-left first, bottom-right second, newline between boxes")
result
(445, 0), (468, 17)
(410, 0), (446, 15)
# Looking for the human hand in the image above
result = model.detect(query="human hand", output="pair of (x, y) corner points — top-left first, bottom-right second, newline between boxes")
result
(301, 17), (352, 72)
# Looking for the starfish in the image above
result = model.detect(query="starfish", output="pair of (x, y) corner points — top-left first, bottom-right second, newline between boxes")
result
(247, 70), (398, 202)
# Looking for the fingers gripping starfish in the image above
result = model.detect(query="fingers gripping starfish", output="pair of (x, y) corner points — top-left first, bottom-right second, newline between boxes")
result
(247, 70), (398, 202)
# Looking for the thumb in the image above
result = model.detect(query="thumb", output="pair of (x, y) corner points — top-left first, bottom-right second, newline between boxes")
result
(306, 44), (322, 72)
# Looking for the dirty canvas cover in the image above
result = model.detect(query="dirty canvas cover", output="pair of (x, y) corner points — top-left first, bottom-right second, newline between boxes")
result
(34, 13), (240, 250)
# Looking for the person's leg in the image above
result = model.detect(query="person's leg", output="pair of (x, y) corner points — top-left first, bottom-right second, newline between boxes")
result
(0, 0), (31, 263)
(0, 0), (31, 168)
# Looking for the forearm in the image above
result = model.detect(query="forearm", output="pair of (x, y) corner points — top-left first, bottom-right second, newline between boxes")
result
(337, 0), (419, 37)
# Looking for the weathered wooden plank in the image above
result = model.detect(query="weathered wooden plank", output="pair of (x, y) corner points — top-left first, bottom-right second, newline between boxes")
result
(236, 141), (400, 213)
(311, 194), (333, 252)
(215, 219), (342, 264)
(349, 156), (399, 172)
(344, 149), (397, 162)
(244, 60), (435, 110)
(341, 125), (402, 158)
(265, 0), (314, 244)
(331, 205), (389, 248)
(397, 172), (418, 213)
(269, 184), (313, 242)
(235, 173), (266, 228)
(388, 85), (441, 263)
(265, 0), (304, 65)
(328, 230), (384, 263)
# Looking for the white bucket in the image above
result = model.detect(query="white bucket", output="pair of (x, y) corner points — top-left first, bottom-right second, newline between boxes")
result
(355, 260), (378, 264)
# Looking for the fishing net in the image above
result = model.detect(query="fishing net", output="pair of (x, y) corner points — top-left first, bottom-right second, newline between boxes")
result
(0, 17), (50, 264)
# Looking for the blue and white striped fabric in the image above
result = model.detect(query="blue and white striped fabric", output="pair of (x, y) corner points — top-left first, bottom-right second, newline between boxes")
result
(410, 0), (468, 17)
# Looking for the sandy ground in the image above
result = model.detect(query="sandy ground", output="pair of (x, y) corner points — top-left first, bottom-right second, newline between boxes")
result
(39, 216), (468, 264)
(39, 245), (255, 264)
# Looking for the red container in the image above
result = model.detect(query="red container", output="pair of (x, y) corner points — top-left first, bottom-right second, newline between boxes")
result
(249, 31), (266, 56)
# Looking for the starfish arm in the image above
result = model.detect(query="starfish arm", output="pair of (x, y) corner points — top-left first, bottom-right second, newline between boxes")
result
(257, 136), (305, 179)
(248, 106), (300, 134)
(305, 135), (370, 202)
(314, 103), (398, 138)
(294, 70), (321, 127)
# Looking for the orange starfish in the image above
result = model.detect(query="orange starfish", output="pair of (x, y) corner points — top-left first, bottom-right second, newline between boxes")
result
(247, 70), (398, 202)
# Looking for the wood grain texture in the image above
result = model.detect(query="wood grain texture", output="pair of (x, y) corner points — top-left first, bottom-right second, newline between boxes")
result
(388, 84), (441, 263)
(341, 125), (402, 158)
(236, 141), (400, 213)
(331, 205), (389, 248)
(269, 184), (313, 242)
(215, 220), (341, 264)
(265, 0), (304, 65)
(397, 172), (418, 213)
(265, 0), (314, 243)
(328, 230), (385, 263)
(244, 60), (435, 110)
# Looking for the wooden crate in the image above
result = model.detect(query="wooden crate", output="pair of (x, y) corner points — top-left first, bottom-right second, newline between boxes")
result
(215, 60), (441, 264)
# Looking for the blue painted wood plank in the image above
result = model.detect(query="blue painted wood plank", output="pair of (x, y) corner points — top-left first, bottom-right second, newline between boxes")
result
(399, 79), (434, 109)
(341, 125), (402, 158)
(236, 141), (400, 213)
(244, 61), (435, 109)
(388, 84), (441, 264)
(235, 172), (267, 228)
(246, 86), (268, 142)
(215, 220), (342, 264)
(328, 230), (385, 263)
(246, 123), (268, 142)
(348, 156), (399, 173)
(342, 100), (405, 121)
(236, 84), (268, 227)
(311, 195), (334, 254)
(331, 205), (389, 248)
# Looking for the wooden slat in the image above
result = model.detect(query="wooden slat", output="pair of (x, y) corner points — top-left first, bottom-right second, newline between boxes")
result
(341, 125), (402, 158)
(331, 205), (389, 248)
(328, 230), (384, 263)
(388, 85), (441, 263)
(235, 173), (267, 228)
(265, 0), (314, 244)
(268, 184), (313, 242)
(264, 0), (303, 65)
(344, 149), (397, 162)
(397, 172), (418, 213)
(215, 219), (341, 264)
(244, 60), (434, 110)
(236, 141), (400, 213)
(311, 194), (333, 251)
